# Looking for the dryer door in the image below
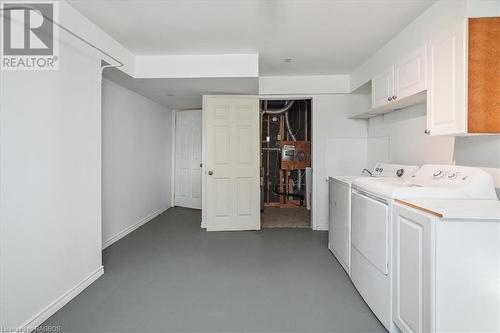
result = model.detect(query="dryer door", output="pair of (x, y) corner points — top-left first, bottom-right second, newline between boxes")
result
(351, 190), (389, 275)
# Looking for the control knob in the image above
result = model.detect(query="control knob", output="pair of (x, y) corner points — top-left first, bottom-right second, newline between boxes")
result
(433, 170), (444, 178)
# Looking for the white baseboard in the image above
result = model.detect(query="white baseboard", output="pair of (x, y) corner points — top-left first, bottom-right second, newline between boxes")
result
(102, 206), (168, 249)
(20, 266), (104, 333)
(200, 219), (207, 228)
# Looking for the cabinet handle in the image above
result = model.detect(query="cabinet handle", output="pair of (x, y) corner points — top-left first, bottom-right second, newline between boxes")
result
(424, 129), (430, 134)
(393, 95), (397, 100)
(388, 96), (393, 101)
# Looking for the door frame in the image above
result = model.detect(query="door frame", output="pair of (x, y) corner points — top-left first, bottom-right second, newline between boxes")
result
(171, 109), (202, 209)
(201, 95), (318, 230)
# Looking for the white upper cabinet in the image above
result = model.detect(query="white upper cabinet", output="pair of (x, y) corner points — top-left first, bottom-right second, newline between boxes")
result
(427, 17), (500, 136)
(370, 47), (427, 113)
(426, 22), (467, 136)
(395, 46), (426, 101)
(371, 66), (394, 109)
(352, 11), (500, 134)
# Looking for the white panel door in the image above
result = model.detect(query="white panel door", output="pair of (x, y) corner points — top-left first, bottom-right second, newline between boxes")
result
(393, 204), (433, 333)
(204, 96), (260, 231)
(395, 46), (427, 100)
(372, 66), (395, 109)
(427, 22), (467, 136)
(175, 110), (202, 209)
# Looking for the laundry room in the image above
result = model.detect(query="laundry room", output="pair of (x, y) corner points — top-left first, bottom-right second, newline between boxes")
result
(1, 1), (499, 333)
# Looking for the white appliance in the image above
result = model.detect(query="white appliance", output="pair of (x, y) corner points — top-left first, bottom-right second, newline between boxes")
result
(328, 163), (419, 276)
(328, 176), (354, 275)
(350, 164), (497, 332)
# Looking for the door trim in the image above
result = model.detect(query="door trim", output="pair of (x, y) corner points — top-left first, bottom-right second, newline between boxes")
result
(201, 95), (318, 230)
(257, 95), (317, 230)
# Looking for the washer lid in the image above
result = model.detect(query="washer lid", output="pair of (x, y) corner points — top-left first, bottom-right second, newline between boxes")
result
(353, 177), (411, 198)
(330, 176), (364, 186)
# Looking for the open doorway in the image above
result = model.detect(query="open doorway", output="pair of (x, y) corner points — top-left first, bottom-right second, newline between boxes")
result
(260, 99), (312, 228)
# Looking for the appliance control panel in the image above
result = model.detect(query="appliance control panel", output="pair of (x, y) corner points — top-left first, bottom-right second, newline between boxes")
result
(371, 163), (419, 179)
(405, 164), (497, 199)
(411, 165), (475, 185)
(410, 165), (493, 187)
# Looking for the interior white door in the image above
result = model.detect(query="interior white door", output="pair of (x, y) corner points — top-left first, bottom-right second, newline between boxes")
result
(175, 110), (202, 209)
(204, 95), (260, 231)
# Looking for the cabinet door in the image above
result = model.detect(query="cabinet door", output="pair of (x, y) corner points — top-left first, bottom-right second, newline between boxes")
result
(426, 22), (467, 136)
(393, 204), (433, 333)
(395, 46), (426, 100)
(372, 66), (395, 109)
(467, 17), (500, 133)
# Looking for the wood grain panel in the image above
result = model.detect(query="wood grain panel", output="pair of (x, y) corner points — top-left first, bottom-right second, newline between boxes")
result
(395, 199), (443, 219)
(468, 17), (500, 133)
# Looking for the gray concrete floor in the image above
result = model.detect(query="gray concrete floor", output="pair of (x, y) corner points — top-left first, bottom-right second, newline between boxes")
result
(42, 207), (386, 333)
(261, 207), (310, 228)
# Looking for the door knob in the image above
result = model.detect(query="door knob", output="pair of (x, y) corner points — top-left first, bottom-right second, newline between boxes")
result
(388, 96), (393, 101)
(208, 170), (214, 175)
(424, 129), (430, 134)
(392, 95), (397, 100)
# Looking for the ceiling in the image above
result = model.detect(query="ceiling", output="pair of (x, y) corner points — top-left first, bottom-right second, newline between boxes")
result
(70, 0), (435, 76)
(103, 67), (258, 110)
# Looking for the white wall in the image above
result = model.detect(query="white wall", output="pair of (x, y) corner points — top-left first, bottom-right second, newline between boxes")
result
(366, 104), (455, 168)
(0, 38), (103, 329)
(102, 79), (173, 248)
(313, 94), (370, 230)
(454, 136), (500, 169)
(134, 54), (258, 78)
(259, 75), (351, 95)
